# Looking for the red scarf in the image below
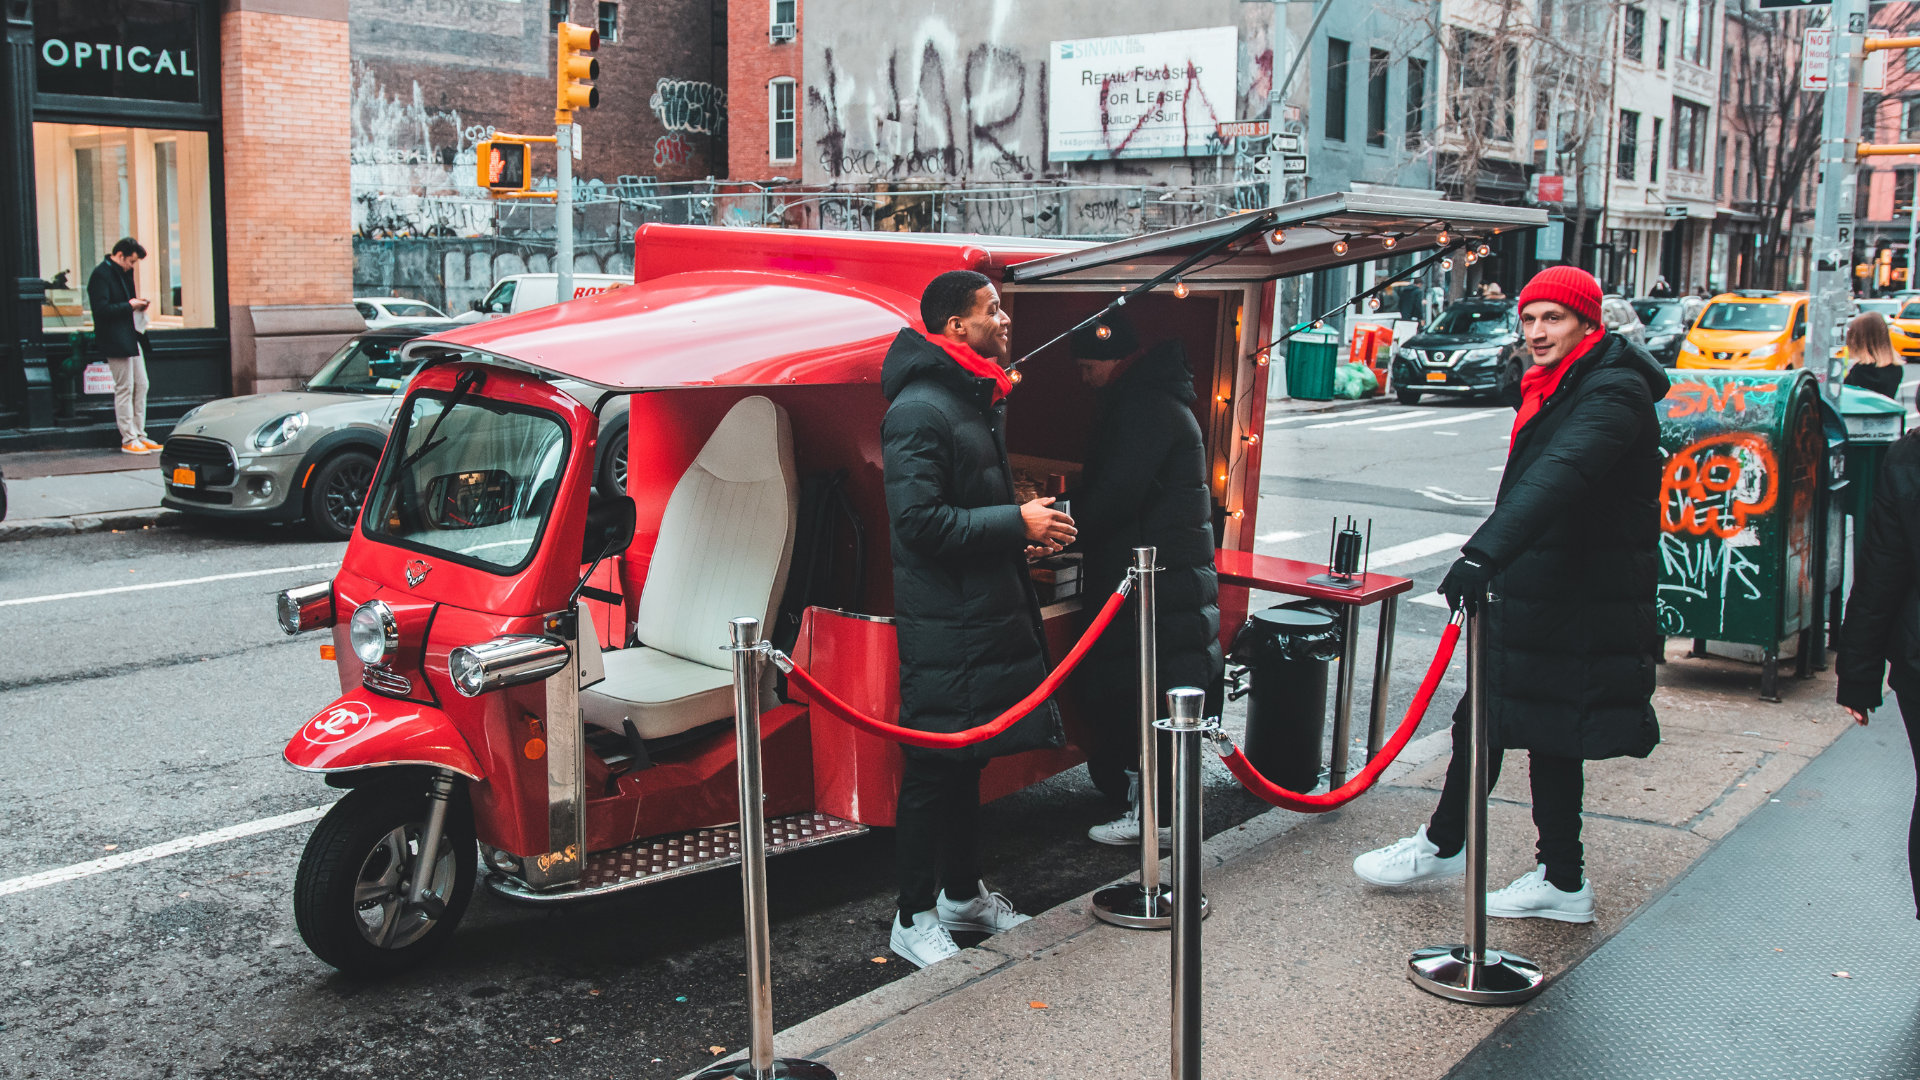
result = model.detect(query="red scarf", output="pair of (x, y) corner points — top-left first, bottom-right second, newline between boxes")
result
(1511, 330), (1605, 449)
(926, 333), (1013, 403)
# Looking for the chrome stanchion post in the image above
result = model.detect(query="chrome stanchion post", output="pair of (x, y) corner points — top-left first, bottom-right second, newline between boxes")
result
(1367, 596), (1399, 761)
(1158, 687), (1215, 1080)
(696, 617), (835, 1080)
(1408, 603), (1545, 1006)
(1328, 602), (1361, 787)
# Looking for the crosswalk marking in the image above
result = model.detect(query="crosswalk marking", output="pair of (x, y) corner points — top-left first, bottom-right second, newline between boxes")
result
(1266, 408), (1382, 427)
(1365, 532), (1471, 568)
(1257, 530), (1309, 544)
(1304, 411), (1405, 429)
(1367, 409), (1507, 432)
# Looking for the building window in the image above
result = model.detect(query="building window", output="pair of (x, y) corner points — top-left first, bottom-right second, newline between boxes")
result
(1898, 169), (1916, 217)
(1907, 24), (1920, 71)
(550, 0), (569, 32)
(1715, 134), (1726, 197)
(597, 2), (617, 41)
(1366, 48), (1389, 147)
(1904, 99), (1920, 141)
(34, 124), (215, 334)
(1326, 38), (1350, 142)
(1405, 57), (1427, 149)
(1671, 97), (1710, 173)
(769, 78), (796, 162)
(1617, 109), (1639, 180)
(1451, 31), (1517, 141)
(1863, 93), (1882, 141)
(1651, 117), (1663, 181)
(771, 0), (796, 26)
(1624, 6), (1646, 61)
(1658, 18), (1670, 68)
(1677, 0), (1708, 64)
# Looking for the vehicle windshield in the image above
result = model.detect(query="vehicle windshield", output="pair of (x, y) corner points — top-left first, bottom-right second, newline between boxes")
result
(1426, 304), (1515, 337)
(362, 391), (569, 573)
(1632, 301), (1688, 330)
(1698, 302), (1790, 332)
(307, 338), (421, 393)
(1899, 302), (1920, 320)
(383, 300), (445, 319)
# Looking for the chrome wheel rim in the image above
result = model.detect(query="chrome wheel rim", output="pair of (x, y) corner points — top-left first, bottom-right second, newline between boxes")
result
(610, 442), (627, 494)
(352, 822), (456, 950)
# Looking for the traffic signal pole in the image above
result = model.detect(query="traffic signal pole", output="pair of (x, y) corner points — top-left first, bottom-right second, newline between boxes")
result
(554, 21), (600, 308)
(556, 121), (573, 303)
(1810, 0), (1867, 405)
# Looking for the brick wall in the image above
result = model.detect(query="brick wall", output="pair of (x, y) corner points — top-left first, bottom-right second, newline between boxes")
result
(728, 0), (801, 181)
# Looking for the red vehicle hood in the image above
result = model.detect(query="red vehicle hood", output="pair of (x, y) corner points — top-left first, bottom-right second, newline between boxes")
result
(283, 688), (484, 780)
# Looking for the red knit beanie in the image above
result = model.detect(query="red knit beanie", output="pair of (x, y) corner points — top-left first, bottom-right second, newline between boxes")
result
(1516, 266), (1604, 327)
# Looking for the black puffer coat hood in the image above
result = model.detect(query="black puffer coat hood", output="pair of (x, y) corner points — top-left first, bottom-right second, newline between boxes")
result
(879, 329), (1059, 763)
(1466, 333), (1669, 760)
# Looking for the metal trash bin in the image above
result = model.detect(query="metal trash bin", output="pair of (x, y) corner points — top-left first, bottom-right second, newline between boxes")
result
(1229, 603), (1343, 791)
(1285, 330), (1340, 401)
(1836, 384), (1907, 522)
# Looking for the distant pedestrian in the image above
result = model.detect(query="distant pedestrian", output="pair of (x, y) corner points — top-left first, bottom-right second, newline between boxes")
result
(1649, 276), (1675, 298)
(87, 238), (159, 454)
(1352, 266), (1670, 922)
(1845, 312), (1905, 402)
(1481, 282), (1507, 300)
(1397, 282), (1424, 326)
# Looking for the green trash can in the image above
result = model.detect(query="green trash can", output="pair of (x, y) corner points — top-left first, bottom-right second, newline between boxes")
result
(1656, 370), (1824, 700)
(1836, 384), (1907, 522)
(1284, 330), (1339, 401)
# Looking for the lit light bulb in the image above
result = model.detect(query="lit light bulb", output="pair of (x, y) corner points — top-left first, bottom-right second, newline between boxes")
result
(1464, 252), (1478, 265)
(1270, 229), (1287, 245)
(1008, 370), (1023, 385)
(1367, 297), (1380, 310)
(1382, 236), (1397, 249)
(1332, 239), (1350, 256)
(1476, 243), (1491, 257)
(1312, 320), (1324, 329)
(1256, 351), (1270, 366)
(1441, 258), (1454, 271)
(1229, 508), (1245, 519)
(1174, 279), (1191, 299)
(1243, 433), (1260, 446)
(1095, 323), (1112, 340)
(1436, 229), (1450, 245)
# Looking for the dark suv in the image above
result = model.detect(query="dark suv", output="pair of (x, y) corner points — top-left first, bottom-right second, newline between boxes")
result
(1389, 300), (1523, 405)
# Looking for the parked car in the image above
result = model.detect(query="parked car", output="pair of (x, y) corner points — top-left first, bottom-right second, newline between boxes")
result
(1856, 297), (1903, 319)
(353, 296), (454, 329)
(1679, 290), (1809, 369)
(1601, 295), (1646, 346)
(1630, 296), (1704, 367)
(452, 273), (628, 322)
(1388, 299), (1523, 405)
(1883, 299), (1920, 361)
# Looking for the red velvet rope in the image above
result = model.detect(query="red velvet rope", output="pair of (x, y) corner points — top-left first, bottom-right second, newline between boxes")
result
(777, 586), (1133, 749)
(1216, 617), (1461, 813)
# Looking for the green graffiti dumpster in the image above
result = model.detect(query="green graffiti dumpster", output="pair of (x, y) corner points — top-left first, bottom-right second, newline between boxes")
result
(1655, 369), (1822, 696)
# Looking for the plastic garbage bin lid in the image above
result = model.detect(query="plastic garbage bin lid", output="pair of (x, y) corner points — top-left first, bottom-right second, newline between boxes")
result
(1241, 605), (1343, 662)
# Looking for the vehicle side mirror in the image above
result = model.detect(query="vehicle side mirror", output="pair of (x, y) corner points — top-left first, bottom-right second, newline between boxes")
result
(470, 299), (484, 312)
(583, 495), (636, 562)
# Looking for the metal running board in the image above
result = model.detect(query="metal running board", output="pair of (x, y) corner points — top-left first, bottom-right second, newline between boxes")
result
(484, 811), (868, 904)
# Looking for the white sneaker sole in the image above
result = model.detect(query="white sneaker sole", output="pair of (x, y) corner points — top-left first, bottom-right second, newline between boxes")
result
(1353, 860), (1465, 888)
(1486, 903), (1594, 923)
(888, 939), (958, 968)
(1087, 829), (1173, 847)
(938, 915), (1031, 935)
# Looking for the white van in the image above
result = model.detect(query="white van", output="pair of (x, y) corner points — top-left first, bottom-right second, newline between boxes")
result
(456, 273), (628, 322)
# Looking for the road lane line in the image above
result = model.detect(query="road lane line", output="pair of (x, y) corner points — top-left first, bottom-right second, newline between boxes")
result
(0, 804), (336, 897)
(1366, 532), (1472, 568)
(0, 562), (336, 608)
(1367, 409), (1507, 432)
(1257, 530), (1309, 544)
(1267, 408), (1382, 427)
(1304, 411), (1404, 429)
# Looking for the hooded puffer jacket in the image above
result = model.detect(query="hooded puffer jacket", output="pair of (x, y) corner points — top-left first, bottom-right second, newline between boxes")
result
(879, 329), (1058, 764)
(1464, 332), (1671, 760)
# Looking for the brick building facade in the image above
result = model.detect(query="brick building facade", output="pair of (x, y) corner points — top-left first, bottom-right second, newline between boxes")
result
(727, 0), (801, 182)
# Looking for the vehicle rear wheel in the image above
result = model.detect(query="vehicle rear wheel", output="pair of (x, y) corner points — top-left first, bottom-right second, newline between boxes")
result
(307, 451), (376, 542)
(1396, 388), (1423, 406)
(294, 779), (475, 978)
(597, 417), (629, 497)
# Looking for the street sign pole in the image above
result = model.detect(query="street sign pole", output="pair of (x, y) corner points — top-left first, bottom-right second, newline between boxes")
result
(1267, 0), (1289, 206)
(1810, 0), (1865, 405)
(556, 120), (573, 304)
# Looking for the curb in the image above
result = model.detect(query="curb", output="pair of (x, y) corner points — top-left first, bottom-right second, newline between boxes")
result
(0, 508), (185, 543)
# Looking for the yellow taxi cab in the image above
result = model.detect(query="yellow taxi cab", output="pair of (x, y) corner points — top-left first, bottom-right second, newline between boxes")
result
(1886, 298), (1920, 360)
(1677, 290), (1808, 369)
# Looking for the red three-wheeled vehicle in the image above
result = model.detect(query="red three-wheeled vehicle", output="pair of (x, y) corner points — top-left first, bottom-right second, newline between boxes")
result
(274, 194), (1541, 975)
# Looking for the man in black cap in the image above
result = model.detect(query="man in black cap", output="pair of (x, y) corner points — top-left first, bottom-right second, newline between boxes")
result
(1069, 312), (1223, 844)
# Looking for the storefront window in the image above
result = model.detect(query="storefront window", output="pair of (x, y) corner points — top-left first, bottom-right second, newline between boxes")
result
(33, 122), (215, 335)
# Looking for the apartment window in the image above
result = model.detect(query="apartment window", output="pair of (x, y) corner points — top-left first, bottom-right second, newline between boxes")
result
(549, 0), (568, 32)
(1898, 169), (1916, 216)
(1722, 46), (1733, 95)
(771, 0), (796, 31)
(597, 2), (618, 41)
(1904, 99), (1920, 140)
(1624, 6), (1646, 61)
(1671, 97), (1710, 172)
(1907, 25), (1920, 72)
(1405, 57), (1427, 148)
(769, 78), (796, 162)
(1715, 134), (1726, 197)
(1326, 38), (1350, 142)
(1367, 48), (1389, 147)
(1658, 18), (1670, 68)
(1618, 109), (1640, 180)
(1863, 93), (1882, 142)
(1677, 0), (1708, 64)
(1651, 117), (1663, 181)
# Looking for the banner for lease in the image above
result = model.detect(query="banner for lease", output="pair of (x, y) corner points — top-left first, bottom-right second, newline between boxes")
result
(1048, 27), (1237, 163)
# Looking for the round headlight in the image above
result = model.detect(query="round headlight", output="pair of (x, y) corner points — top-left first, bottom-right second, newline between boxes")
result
(349, 600), (399, 665)
(255, 411), (308, 450)
(449, 646), (485, 696)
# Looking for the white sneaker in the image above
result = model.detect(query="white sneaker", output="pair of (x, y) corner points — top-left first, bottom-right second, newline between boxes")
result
(937, 882), (1033, 935)
(889, 909), (960, 968)
(1352, 824), (1466, 887)
(1486, 864), (1595, 923)
(1087, 809), (1173, 847)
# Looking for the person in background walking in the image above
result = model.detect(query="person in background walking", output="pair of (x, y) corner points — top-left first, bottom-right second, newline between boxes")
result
(87, 238), (159, 455)
(1839, 419), (1920, 922)
(1845, 312), (1905, 403)
(1397, 282), (1425, 327)
(1649, 276), (1675, 298)
(879, 270), (1075, 967)
(1351, 266), (1669, 922)
(1068, 312), (1222, 844)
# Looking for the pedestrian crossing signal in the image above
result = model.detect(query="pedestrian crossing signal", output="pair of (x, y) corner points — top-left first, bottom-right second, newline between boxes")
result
(476, 141), (531, 192)
(556, 22), (600, 123)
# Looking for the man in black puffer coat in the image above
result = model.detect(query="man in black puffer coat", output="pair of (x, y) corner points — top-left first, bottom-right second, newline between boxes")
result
(1353, 266), (1668, 924)
(880, 270), (1077, 969)
(1068, 313), (1223, 843)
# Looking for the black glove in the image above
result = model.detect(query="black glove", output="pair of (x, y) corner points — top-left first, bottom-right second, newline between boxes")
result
(1438, 555), (1494, 613)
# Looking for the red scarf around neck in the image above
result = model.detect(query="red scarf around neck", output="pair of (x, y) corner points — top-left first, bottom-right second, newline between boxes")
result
(1510, 330), (1605, 449)
(926, 332), (1013, 403)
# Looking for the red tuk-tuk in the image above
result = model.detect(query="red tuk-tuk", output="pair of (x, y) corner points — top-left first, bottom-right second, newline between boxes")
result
(275, 194), (1542, 975)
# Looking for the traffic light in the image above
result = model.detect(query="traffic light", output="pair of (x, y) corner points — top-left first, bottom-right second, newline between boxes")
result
(475, 140), (531, 192)
(556, 22), (599, 123)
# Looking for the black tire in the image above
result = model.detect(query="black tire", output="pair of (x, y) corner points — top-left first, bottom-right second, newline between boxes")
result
(307, 451), (377, 542)
(293, 779), (476, 978)
(1396, 388), (1423, 406)
(597, 417), (629, 497)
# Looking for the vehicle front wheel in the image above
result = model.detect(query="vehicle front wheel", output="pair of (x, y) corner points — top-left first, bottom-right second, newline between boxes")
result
(307, 451), (377, 542)
(1396, 388), (1423, 406)
(294, 779), (476, 978)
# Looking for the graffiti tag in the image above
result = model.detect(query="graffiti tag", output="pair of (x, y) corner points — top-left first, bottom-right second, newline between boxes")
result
(650, 78), (726, 135)
(1659, 432), (1779, 539)
(1665, 380), (1779, 419)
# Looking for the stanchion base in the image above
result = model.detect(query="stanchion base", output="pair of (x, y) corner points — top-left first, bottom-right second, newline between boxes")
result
(692, 1057), (837, 1079)
(1407, 945), (1546, 1005)
(1089, 882), (1209, 929)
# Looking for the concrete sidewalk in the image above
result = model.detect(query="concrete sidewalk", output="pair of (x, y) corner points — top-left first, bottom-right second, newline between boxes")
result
(703, 641), (1856, 1079)
(0, 449), (180, 541)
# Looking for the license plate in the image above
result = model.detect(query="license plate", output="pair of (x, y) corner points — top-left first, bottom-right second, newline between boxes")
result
(1425, 371), (1447, 382)
(171, 466), (196, 487)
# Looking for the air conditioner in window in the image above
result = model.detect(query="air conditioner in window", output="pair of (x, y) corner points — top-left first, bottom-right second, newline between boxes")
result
(769, 21), (796, 42)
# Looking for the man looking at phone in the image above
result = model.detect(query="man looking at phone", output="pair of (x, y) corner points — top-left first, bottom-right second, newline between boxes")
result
(87, 237), (161, 455)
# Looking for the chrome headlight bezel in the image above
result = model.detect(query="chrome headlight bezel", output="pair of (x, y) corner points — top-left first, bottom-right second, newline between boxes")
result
(449, 635), (570, 697)
(276, 581), (336, 635)
(349, 600), (400, 666)
(254, 411), (309, 450)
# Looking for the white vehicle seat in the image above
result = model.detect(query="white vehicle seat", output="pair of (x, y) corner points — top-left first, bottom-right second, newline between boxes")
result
(580, 396), (797, 740)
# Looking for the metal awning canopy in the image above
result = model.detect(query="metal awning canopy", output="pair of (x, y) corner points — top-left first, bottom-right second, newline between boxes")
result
(1003, 192), (1547, 287)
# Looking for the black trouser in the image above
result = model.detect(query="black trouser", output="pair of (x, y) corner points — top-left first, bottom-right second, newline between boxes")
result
(896, 755), (986, 917)
(1426, 708), (1586, 891)
(1080, 634), (1221, 818)
(1893, 693), (1920, 919)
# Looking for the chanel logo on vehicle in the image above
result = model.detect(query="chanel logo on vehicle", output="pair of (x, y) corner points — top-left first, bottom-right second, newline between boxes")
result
(301, 700), (374, 744)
